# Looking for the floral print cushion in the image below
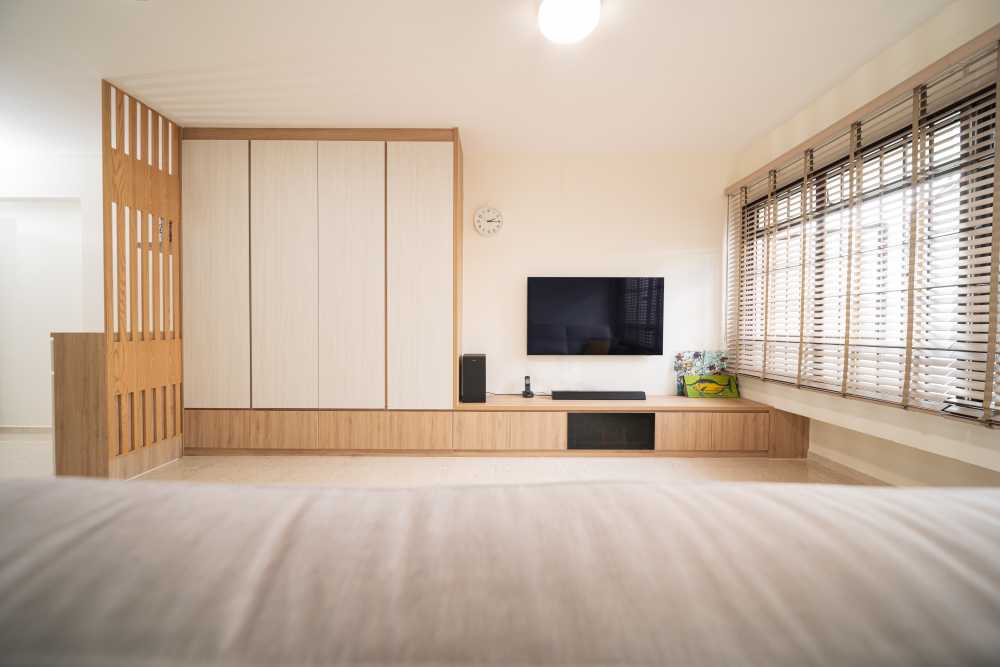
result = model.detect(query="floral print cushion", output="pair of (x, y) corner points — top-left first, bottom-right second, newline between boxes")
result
(672, 351), (729, 395)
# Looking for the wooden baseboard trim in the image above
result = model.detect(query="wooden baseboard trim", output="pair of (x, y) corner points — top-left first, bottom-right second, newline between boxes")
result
(112, 436), (183, 479)
(184, 447), (769, 458)
(0, 425), (53, 434)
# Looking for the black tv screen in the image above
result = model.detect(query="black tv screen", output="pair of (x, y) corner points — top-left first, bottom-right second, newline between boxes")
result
(527, 277), (664, 355)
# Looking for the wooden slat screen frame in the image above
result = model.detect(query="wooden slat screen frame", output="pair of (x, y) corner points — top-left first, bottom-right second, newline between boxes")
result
(102, 80), (183, 460)
(724, 38), (1000, 428)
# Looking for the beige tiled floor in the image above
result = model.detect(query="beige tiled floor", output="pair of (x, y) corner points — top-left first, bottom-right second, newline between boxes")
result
(1, 430), (873, 486)
(137, 454), (873, 487)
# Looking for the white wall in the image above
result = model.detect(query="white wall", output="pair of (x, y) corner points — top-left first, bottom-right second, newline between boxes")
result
(0, 160), (101, 333)
(0, 9), (105, 428)
(0, 45), (103, 332)
(0, 199), (85, 427)
(730, 1), (1000, 473)
(462, 151), (729, 395)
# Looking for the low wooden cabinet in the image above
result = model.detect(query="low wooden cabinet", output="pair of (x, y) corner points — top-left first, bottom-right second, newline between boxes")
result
(182, 399), (807, 457)
(655, 412), (769, 453)
(185, 409), (454, 451)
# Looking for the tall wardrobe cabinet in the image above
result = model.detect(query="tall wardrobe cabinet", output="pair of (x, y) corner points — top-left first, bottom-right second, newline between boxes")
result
(182, 135), (457, 418)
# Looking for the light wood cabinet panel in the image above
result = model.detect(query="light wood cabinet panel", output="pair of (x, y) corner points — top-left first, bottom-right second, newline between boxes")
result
(656, 413), (701, 451)
(184, 409), (251, 448)
(386, 411), (453, 450)
(386, 142), (454, 409)
(656, 412), (769, 452)
(318, 142), (386, 409)
(181, 140), (250, 408)
(249, 410), (319, 449)
(508, 412), (566, 450)
(454, 412), (510, 450)
(53, 333), (108, 477)
(715, 413), (769, 451)
(769, 409), (809, 458)
(452, 412), (566, 450)
(250, 140), (319, 408)
(318, 410), (388, 449)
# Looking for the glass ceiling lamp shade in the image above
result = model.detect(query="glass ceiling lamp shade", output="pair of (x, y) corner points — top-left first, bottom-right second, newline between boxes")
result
(538, 0), (601, 44)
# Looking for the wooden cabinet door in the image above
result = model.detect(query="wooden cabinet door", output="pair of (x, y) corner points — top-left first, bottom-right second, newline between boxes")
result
(318, 141), (385, 409)
(452, 412), (566, 450)
(318, 410), (388, 449)
(183, 409), (251, 448)
(386, 142), (454, 409)
(386, 411), (453, 450)
(181, 140), (250, 408)
(250, 140), (318, 408)
(714, 412), (769, 452)
(656, 412), (769, 452)
(249, 409), (319, 449)
(508, 412), (566, 450)
(454, 412), (510, 449)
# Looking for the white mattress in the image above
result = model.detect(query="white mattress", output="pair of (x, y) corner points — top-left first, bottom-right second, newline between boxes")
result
(1, 478), (999, 665)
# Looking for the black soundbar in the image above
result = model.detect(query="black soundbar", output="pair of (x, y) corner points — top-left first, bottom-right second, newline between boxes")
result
(551, 390), (647, 401)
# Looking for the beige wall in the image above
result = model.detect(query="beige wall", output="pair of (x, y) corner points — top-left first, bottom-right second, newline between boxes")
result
(731, 1), (1000, 474)
(811, 420), (1000, 487)
(462, 151), (730, 396)
(731, 0), (1000, 181)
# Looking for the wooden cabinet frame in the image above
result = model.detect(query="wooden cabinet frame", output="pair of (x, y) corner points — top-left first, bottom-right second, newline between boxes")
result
(183, 401), (808, 458)
(181, 126), (464, 411)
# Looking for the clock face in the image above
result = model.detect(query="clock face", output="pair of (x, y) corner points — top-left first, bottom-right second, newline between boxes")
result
(474, 207), (503, 237)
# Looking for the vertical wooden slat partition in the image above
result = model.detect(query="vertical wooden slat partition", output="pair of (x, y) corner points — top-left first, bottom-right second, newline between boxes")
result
(101, 80), (183, 465)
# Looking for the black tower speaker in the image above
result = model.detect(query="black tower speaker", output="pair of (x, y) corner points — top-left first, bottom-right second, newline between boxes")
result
(460, 354), (486, 403)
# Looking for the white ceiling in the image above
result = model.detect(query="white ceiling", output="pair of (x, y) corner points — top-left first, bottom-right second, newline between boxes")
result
(1, 0), (952, 155)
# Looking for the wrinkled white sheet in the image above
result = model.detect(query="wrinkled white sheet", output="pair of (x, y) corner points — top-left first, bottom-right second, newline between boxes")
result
(1, 478), (999, 666)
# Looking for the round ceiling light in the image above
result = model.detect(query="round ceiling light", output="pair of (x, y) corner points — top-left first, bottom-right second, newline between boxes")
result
(538, 0), (601, 44)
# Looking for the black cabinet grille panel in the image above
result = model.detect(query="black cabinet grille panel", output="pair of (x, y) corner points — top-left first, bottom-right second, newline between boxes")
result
(567, 413), (654, 450)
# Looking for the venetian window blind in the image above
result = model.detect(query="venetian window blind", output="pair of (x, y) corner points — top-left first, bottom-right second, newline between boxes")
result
(725, 42), (999, 426)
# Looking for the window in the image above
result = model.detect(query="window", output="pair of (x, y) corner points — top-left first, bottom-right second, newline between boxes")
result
(725, 43), (999, 426)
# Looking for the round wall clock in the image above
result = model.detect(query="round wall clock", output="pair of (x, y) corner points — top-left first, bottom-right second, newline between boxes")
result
(474, 207), (503, 237)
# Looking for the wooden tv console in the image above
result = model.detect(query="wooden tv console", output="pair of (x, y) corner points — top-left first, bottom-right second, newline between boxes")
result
(183, 396), (808, 458)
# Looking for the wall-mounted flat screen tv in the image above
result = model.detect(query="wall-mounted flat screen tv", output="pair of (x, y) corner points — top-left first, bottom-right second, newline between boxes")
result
(527, 277), (664, 355)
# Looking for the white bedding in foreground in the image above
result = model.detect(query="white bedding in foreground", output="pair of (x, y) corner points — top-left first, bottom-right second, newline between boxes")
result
(1, 479), (999, 666)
